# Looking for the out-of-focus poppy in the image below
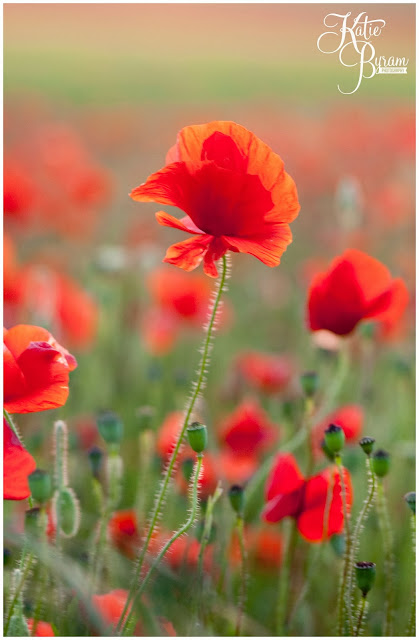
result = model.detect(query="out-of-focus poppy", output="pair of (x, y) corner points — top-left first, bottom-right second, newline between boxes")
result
(131, 121), (300, 277)
(3, 418), (36, 500)
(219, 399), (279, 456)
(217, 450), (259, 485)
(156, 411), (184, 460)
(92, 589), (130, 630)
(307, 249), (409, 336)
(147, 267), (212, 325)
(3, 324), (77, 414)
(3, 160), (38, 224)
(235, 352), (293, 394)
(150, 530), (213, 573)
(230, 526), (283, 570)
(108, 510), (140, 559)
(262, 453), (352, 542)
(26, 620), (55, 637)
(311, 405), (364, 457)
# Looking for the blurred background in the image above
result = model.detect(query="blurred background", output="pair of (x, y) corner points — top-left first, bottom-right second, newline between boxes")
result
(3, 3), (416, 636)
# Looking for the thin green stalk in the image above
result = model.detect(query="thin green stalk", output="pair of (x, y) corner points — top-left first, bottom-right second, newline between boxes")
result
(376, 479), (394, 636)
(116, 254), (229, 634)
(276, 521), (299, 635)
(234, 516), (247, 636)
(4, 552), (34, 635)
(354, 596), (368, 636)
(406, 513), (416, 636)
(121, 455), (203, 635)
(198, 483), (223, 579)
(30, 509), (49, 636)
(336, 456), (353, 636)
(348, 457), (376, 621)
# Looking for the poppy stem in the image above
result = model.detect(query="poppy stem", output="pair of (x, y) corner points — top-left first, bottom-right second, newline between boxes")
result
(406, 512), (416, 636)
(116, 255), (229, 635)
(4, 551), (34, 635)
(122, 454), (204, 635)
(234, 515), (248, 636)
(336, 456), (353, 636)
(354, 594), (368, 636)
(276, 520), (299, 635)
(347, 457), (376, 624)
(376, 478), (395, 635)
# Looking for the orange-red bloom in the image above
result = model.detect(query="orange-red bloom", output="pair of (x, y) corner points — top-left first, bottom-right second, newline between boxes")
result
(27, 620), (55, 637)
(219, 399), (279, 456)
(108, 509), (140, 559)
(4, 325), (77, 414)
(3, 418), (36, 500)
(263, 453), (352, 542)
(307, 249), (409, 336)
(131, 121), (300, 277)
(92, 590), (130, 630)
(236, 351), (293, 394)
(311, 405), (364, 458)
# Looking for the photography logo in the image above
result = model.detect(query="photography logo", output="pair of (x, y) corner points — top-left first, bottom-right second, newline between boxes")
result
(317, 11), (409, 94)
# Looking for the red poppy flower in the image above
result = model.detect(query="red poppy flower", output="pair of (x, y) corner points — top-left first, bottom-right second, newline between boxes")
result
(3, 419), (36, 500)
(262, 453), (352, 542)
(219, 399), (279, 456)
(218, 450), (259, 485)
(108, 509), (140, 559)
(236, 351), (293, 394)
(92, 589), (130, 630)
(147, 267), (212, 324)
(4, 324), (77, 414)
(131, 121), (300, 277)
(311, 405), (364, 458)
(27, 619), (55, 637)
(307, 249), (409, 336)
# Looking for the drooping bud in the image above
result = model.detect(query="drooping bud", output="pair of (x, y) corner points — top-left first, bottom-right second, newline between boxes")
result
(300, 371), (319, 398)
(187, 422), (207, 454)
(181, 458), (195, 483)
(324, 423), (345, 455)
(359, 436), (375, 456)
(28, 470), (52, 505)
(52, 487), (81, 538)
(97, 411), (123, 446)
(355, 561), (376, 596)
(371, 449), (390, 478)
(404, 491), (416, 516)
(88, 446), (104, 478)
(228, 485), (244, 517)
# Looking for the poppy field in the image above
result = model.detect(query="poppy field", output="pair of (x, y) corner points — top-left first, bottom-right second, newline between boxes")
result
(3, 4), (416, 638)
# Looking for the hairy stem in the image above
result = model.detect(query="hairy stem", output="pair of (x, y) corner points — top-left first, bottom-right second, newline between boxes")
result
(116, 255), (229, 634)
(276, 521), (298, 635)
(234, 516), (247, 636)
(406, 513), (416, 636)
(376, 479), (394, 636)
(336, 456), (353, 636)
(354, 596), (368, 636)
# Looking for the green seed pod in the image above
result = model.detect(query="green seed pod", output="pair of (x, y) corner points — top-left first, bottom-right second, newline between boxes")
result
(187, 422), (207, 454)
(359, 436), (375, 456)
(321, 439), (335, 462)
(371, 449), (390, 478)
(324, 423), (345, 454)
(52, 487), (81, 538)
(25, 507), (41, 539)
(97, 411), (124, 446)
(88, 446), (104, 478)
(355, 561), (376, 596)
(28, 470), (52, 505)
(300, 371), (319, 398)
(404, 491), (416, 516)
(181, 457), (195, 483)
(228, 485), (244, 517)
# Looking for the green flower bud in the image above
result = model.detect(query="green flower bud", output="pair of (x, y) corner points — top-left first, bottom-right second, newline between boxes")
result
(324, 423), (345, 454)
(355, 561), (376, 596)
(53, 487), (81, 538)
(228, 485), (244, 516)
(97, 411), (123, 446)
(372, 449), (390, 478)
(359, 436), (375, 456)
(404, 491), (416, 515)
(300, 371), (319, 397)
(88, 446), (104, 478)
(181, 457), (195, 483)
(24, 507), (41, 539)
(187, 422), (207, 454)
(28, 470), (52, 505)
(321, 438), (335, 462)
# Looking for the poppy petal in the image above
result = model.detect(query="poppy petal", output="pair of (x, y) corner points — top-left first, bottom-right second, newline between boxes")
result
(155, 211), (203, 234)
(262, 488), (304, 523)
(130, 162), (191, 212)
(163, 235), (213, 273)
(223, 224), (292, 268)
(4, 419), (36, 500)
(265, 453), (305, 502)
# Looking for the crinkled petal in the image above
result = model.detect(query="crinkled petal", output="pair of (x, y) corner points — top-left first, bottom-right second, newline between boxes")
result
(163, 235), (213, 273)
(223, 224), (292, 268)
(130, 162), (191, 212)
(4, 419), (36, 500)
(155, 211), (203, 234)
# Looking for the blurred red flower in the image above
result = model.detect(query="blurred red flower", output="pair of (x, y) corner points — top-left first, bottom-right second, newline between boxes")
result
(311, 405), (364, 457)
(108, 509), (140, 559)
(3, 418), (36, 500)
(150, 530), (213, 573)
(131, 121), (300, 277)
(3, 160), (39, 225)
(147, 267), (212, 324)
(92, 589), (130, 630)
(262, 453), (352, 542)
(27, 619), (55, 637)
(307, 249), (409, 336)
(236, 351), (293, 394)
(219, 399), (279, 456)
(230, 526), (283, 569)
(3, 324), (77, 414)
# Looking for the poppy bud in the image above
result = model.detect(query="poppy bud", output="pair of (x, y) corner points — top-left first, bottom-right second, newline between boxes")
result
(25, 508), (41, 539)
(228, 485), (245, 517)
(88, 446), (104, 478)
(97, 411), (123, 446)
(404, 491), (416, 516)
(321, 439), (335, 462)
(187, 422), (207, 454)
(181, 458), (195, 483)
(300, 371), (319, 398)
(324, 423), (345, 454)
(28, 470), (52, 505)
(53, 487), (81, 538)
(355, 561), (376, 596)
(359, 436), (375, 456)
(371, 449), (390, 478)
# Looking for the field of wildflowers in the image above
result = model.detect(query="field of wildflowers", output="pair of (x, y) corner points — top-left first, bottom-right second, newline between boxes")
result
(3, 4), (415, 638)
